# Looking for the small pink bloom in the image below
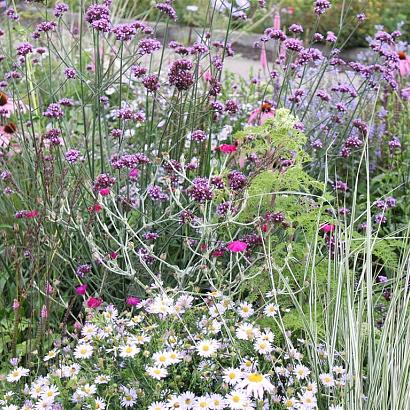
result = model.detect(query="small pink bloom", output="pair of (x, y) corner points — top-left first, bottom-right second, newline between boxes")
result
(86, 297), (103, 309)
(109, 251), (118, 260)
(75, 284), (88, 295)
(41, 305), (48, 319)
(203, 69), (212, 82)
(227, 240), (248, 252)
(218, 144), (237, 153)
(273, 13), (281, 30)
(211, 249), (225, 257)
(126, 296), (141, 306)
(129, 168), (139, 179)
(74, 321), (82, 330)
(99, 187), (110, 196)
(320, 223), (335, 233)
(260, 44), (268, 70)
(12, 299), (20, 310)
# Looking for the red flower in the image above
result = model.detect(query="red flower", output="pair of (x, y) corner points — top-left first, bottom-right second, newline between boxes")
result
(86, 297), (103, 308)
(88, 203), (103, 213)
(217, 144), (237, 153)
(227, 240), (248, 252)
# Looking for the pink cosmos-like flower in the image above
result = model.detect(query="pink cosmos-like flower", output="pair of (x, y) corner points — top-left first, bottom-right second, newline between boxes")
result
(126, 296), (141, 306)
(227, 241), (248, 252)
(398, 51), (410, 76)
(75, 284), (88, 295)
(248, 102), (276, 125)
(320, 223), (335, 233)
(218, 144), (237, 153)
(86, 297), (103, 308)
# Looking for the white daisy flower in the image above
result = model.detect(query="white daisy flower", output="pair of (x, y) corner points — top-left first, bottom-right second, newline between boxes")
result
(294, 364), (311, 380)
(299, 391), (317, 409)
(95, 375), (111, 384)
(263, 303), (279, 317)
(236, 373), (274, 399)
(93, 397), (106, 409)
(40, 384), (59, 401)
(6, 367), (29, 383)
(147, 402), (168, 410)
(225, 390), (249, 409)
(283, 397), (298, 409)
(74, 343), (94, 359)
(77, 383), (97, 398)
(146, 366), (168, 380)
(254, 339), (273, 355)
(119, 343), (140, 358)
(43, 348), (59, 362)
(152, 350), (172, 367)
(222, 368), (243, 385)
(196, 340), (219, 358)
(236, 323), (260, 341)
(193, 396), (211, 409)
(238, 302), (254, 318)
(120, 387), (137, 407)
(319, 373), (335, 387)
(180, 391), (196, 407)
(81, 323), (98, 339)
(209, 393), (225, 409)
(35, 396), (54, 409)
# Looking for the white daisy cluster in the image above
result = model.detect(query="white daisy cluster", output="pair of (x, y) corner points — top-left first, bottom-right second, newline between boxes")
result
(0, 292), (346, 409)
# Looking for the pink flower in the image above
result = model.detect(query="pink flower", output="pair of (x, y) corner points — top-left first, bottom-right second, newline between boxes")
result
(129, 168), (139, 179)
(86, 297), (103, 308)
(227, 240), (248, 252)
(248, 102), (276, 125)
(218, 144), (237, 153)
(320, 223), (335, 233)
(203, 69), (212, 82)
(75, 284), (88, 295)
(260, 44), (268, 70)
(41, 305), (48, 318)
(88, 203), (103, 213)
(398, 51), (410, 76)
(126, 296), (141, 306)
(273, 13), (281, 30)
(99, 187), (110, 196)
(12, 299), (20, 310)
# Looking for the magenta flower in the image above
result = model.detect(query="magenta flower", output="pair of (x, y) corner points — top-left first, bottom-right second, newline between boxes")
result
(320, 223), (335, 233)
(99, 187), (110, 196)
(218, 144), (237, 153)
(227, 241), (248, 252)
(75, 284), (88, 295)
(86, 297), (103, 309)
(126, 296), (141, 306)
